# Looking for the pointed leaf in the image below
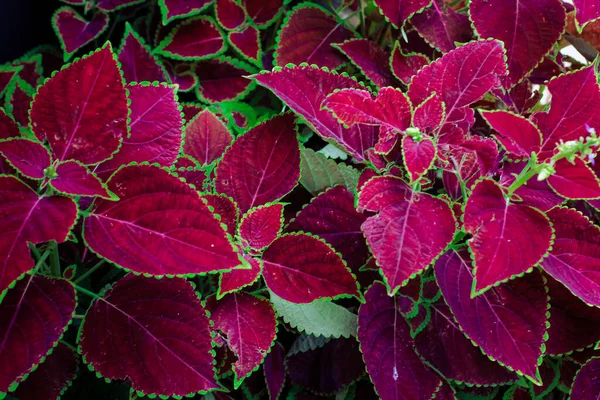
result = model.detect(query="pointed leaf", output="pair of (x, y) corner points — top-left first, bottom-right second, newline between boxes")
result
(0, 66), (19, 97)
(84, 165), (240, 276)
(334, 39), (396, 88)
(195, 57), (255, 103)
(12, 54), (42, 89)
(262, 233), (360, 303)
(202, 193), (239, 237)
(5, 78), (33, 127)
(547, 158), (600, 200)
(155, 16), (226, 61)
(78, 275), (218, 397)
(357, 176), (456, 294)
(229, 25), (261, 63)
(571, 357), (600, 400)
(572, 0), (600, 29)
(464, 179), (553, 294)
(52, 7), (109, 61)
(0, 275), (76, 394)
(411, 0), (473, 53)
(118, 23), (167, 83)
(402, 136), (436, 182)
(299, 147), (359, 195)
(216, 114), (300, 213)
(51, 161), (111, 198)
(158, 0), (213, 24)
(239, 203), (284, 250)
(372, 0), (430, 27)
(183, 109), (233, 166)
(0, 138), (51, 179)
(480, 110), (542, 158)
(215, 0), (246, 30)
(390, 44), (429, 85)
(241, 0), (283, 27)
(264, 342), (285, 400)
(218, 255), (261, 297)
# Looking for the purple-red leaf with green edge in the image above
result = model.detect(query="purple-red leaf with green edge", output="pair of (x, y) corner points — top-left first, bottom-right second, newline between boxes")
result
(410, 0), (473, 53)
(372, 0), (430, 27)
(334, 39), (397, 88)
(541, 207), (600, 307)
(201, 193), (239, 237)
(262, 233), (360, 303)
(13, 55), (42, 88)
(218, 254), (261, 297)
(158, 0), (212, 24)
(164, 61), (197, 92)
(5, 79), (33, 127)
(95, 83), (183, 177)
(533, 65), (600, 160)
(435, 250), (548, 383)
(470, 0), (566, 88)
(78, 274), (219, 397)
(358, 282), (442, 400)
(252, 65), (378, 162)
(13, 342), (78, 400)
(96, 0), (143, 11)
(547, 158), (600, 200)
(572, 0), (600, 29)
(357, 176), (456, 295)
(215, 0), (246, 30)
(0, 177), (77, 293)
(195, 57), (254, 103)
(286, 185), (368, 271)
(175, 165), (207, 189)
(84, 165), (240, 276)
(415, 299), (517, 385)
(275, 4), (355, 70)
(0, 108), (20, 140)
(500, 81), (541, 115)
(181, 103), (203, 122)
(464, 179), (553, 295)
(51, 161), (111, 198)
(412, 93), (444, 132)
(0, 138), (51, 180)
(571, 357), (600, 400)
(118, 23), (167, 83)
(52, 7), (109, 60)
(205, 293), (277, 387)
(155, 17), (225, 61)
(545, 274), (600, 355)
(264, 342), (285, 400)
(0, 67), (18, 96)
(390, 44), (429, 85)
(499, 162), (564, 212)
(239, 203), (284, 250)
(402, 136), (435, 182)
(183, 109), (233, 166)
(480, 110), (542, 158)
(285, 337), (364, 395)
(241, 0), (283, 27)
(216, 113), (300, 213)
(0, 275), (76, 394)
(229, 25), (261, 63)
(30, 44), (128, 165)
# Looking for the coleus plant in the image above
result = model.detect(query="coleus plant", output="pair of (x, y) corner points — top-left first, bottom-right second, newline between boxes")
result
(3, 0), (600, 399)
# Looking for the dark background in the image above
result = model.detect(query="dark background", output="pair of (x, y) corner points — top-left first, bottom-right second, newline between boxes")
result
(0, 0), (60, 63)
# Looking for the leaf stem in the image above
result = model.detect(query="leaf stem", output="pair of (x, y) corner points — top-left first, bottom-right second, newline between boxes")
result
(74, 260), (106, 284)
(33, 248), (52, 272)
(49, 240), (61, 277)
(74, 284), (101, 300)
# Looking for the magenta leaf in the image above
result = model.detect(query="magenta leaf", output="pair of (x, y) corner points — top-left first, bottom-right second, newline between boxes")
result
(571, 357), (600, 400)
(402, 136), (436, 182)
(358, 282), (442, 400)
(30, 44), (128, 165)
(572, 0), (600, 29)
(96, 0), (143, 11)
(51, 161), (112, 198)
(547, 158), (600, 200)
(78, 275), (218, 397)
(118, 23), (167, 83)
(84, 165), (241, 276)
(52, 7), (109, 61)
(334, 39), (396, 88)
(286, 186), (368, 271)
(216, 114), (300, 213)
(372, 0), (430, 27)
(95, 82), (183, 177)
(0, 275), (76, 394)
(239, 203), (284, 250)
(229, 25), (261, 64)
(480, 110), (542, 158)
(195, 57), (255, 103)
(201, 193), (240, 237)
(464, 179), (553, 295)
(357, 176), (456, 295)
(275, 4), (354, 70)
(218, 255), (262, 297)
(435, 250), (549, 383)
(390, 44), (429, 85)
(262, 233), (360, 303)
(412, 93), (445, 132)
(263, 342), (285, 400)
(215, 0), (247, 30)
(470, 0), (566, 87)
(158, 0), (212, 24)
(155, 16), (226, 61)
(0, 138), (51, 180)
(241, 0), (283, 27)
(252, 65), (378, 162)
(206, 293), (277, 387)
(183, 109), (233, 166)
(13, 342), (78, 400)
(0, 177), (77, 293)
(541, 207), (600, 307)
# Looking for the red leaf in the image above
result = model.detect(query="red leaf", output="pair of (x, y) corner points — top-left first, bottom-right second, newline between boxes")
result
(51, 161), (111, 198)
(158, 0), (212, 24)
(499, 162), (564, 212)
(219, 254), (262, 297)
(118, 23), (167, 83)
(239, 203), (284, 250)
(547, 158), (600, 200)
(262, 233), (360, 303)
(183, 109), (233, 166)
(216, 114), (300, 213)
(0, 108), (20, 139)
(84, 165), (241, 276)
(0, 275), (76, 393)
(334, 39), (397, 88)
(79, 275), (219, 397)
(30, 44), (128, 165)
(572, 0), (600, 29)
(155, 17), (225, 61)
(372, 0), (430, 27)
(390, 44), (429, 85)
(0, 138), (51, 180)
(402, 136), (436, 182)
(206, 293), (276, 387)
(229, 25), (261, 63)
(5, 78), (33, 127)
(264, 342), (285, 400)
(0, 67), (18, 97)
(195, 57), (255, 103)
(215, 0), (247, 30)
(164, 60), (198, 92)
(464, 179), (553, 295)
(241, 0), (284, 27)
(480, 110), (542, 158)
(13, 54), (42, 88)
(52, 7), (109, 60)
(201, 193), (240, 237)
(96, 0), (143, 11)
(412, 93), (445, 132)
(571, 358), (600, 400)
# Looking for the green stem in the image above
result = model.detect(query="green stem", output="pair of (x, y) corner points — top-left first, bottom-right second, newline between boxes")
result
(74, 284), (101, 300)
(359, 0), (366, 38)
(74, 260), (106, 284)
(49, 241), (61, 277)
(34, 248), (52, 272)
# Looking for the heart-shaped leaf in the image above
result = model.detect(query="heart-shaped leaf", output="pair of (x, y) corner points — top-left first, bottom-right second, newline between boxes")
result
(571, 357), (600, 400)
(402, 136), (436, 182)
(118, 23), (167, 83)
(263, 342), (285, 400)
(206, 293), (277, 387)
(572, 0), (600, 29)
(216, 113), (300, 213)
(334, 39), (397, 88)
(480, 110), (542, 158)
(158, 0), (213, 24)
(155, 16), (226, 61)
(0, 138), (51, 180)
(229, 25), (261, 64)
(357, 176), (456, 295)
(52, 7), (109, 61)
(84, 165), (241, 276)
(390, 43), (429, 85)
(51, 161), (111, 198)
(30, 44), (128, 165)
(183, 109), (233, 166)
(358, 282), (442, 400)
(464, 179), (553, 295)
(218, 255), (261, 297)
(372, 0), (430, 27)
(435, 250), (549, 383)
(215, 0), (246, 30)
(195, 57), (255, 103)
(241, 0), (283, 27)
(0, 275), (76, 395)
(299, 147), (359, 196)
(547, 158), (600, 200)
(78, 275), (218, 397)
(262, 233), (360, 303)
(239, 203), (284, 250)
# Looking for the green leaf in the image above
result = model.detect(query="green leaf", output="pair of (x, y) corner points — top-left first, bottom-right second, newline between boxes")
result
(299, 147), (359, 196)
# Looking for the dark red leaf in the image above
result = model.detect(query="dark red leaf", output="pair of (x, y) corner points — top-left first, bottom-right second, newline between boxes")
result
(499, 162), (564, 211)
(239, 203), (284, 250)
(96, 0), (143, 11)
(480, 110), (542, 158)
(163, 60), (197, 92)
(13, 54), (42, 88)
(402, 136), (436, 182)
(372, 0), (430, 27)
(229, 25), (261, 63)
(5, 78), (33, 127)
(51, 161), (111, 198)
(412, 93), (445, 132)
(547, 158), (600, 200)
(0, 138), (51, 180)
(390, 44), (429, 85)
(218, 254), (261, 297)
(155, 17), (225, 61)
(572, 0), (600, 29)
(201, 193), (239, 237)
(334, 39), (397, 88)
(195, 57), (255, 103)
(571, 358), (600, 400)
(264, 342), (285, 400)
(183, 109), (233, 166)
(241, 0), (284, 27)
(118, 23), (167, 83)
(0, 108), (20, 139)
(0, 66), (19, 97)
(52, 7), (109, 60)
(158, 0), (212, 24)
(215, 0), (247, 30)
(500, 81), (541, 115)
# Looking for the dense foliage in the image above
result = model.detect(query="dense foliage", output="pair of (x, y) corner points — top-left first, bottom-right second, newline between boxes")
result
(2, 0), (600, 399)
